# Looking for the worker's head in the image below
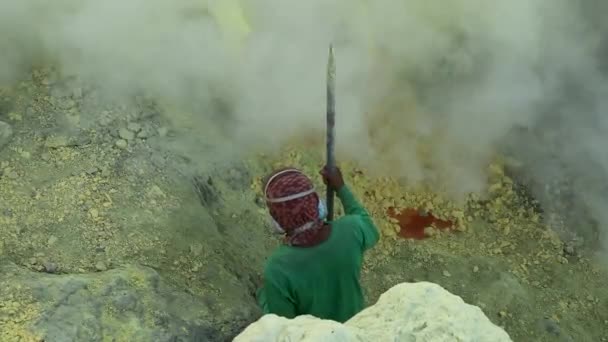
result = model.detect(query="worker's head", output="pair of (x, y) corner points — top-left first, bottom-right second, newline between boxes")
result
(263, 168), (327, 235)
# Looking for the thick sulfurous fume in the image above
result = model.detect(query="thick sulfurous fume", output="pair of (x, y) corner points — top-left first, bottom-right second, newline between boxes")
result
(1, 0), (607, 257)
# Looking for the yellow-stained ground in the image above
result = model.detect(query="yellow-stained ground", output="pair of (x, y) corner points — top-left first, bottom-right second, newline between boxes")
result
(250, 146), (608, 341)
(1, 72), (607, 341)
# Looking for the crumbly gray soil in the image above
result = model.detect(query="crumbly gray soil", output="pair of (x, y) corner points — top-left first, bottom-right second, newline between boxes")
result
(1, 70), (607, 342)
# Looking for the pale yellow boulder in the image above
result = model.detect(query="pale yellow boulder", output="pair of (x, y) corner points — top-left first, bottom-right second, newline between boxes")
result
(235, 282), (512, 342)
(234, 314), (365, 342)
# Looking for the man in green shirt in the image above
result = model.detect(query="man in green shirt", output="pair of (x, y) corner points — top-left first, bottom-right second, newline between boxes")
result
(257, 166), (379, 323)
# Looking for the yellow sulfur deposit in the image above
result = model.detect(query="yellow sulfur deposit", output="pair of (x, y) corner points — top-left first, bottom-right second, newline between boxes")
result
(0, 284), (42, 342)
(252, 145), (551, 251)
(204, 0), (381, 57)
(206, 0), (252, 51)
(253, 147), (471, 241)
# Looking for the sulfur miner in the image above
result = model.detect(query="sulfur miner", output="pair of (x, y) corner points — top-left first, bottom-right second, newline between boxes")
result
(256, 166), (380, 322)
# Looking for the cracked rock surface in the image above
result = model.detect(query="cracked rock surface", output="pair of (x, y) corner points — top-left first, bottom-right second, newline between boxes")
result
(1, 262), (248, 342)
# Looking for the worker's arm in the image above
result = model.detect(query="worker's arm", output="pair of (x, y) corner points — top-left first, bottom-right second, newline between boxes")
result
(321, 166), (379, 251)
(337, 184), (379, 251)
(259, 266), (297, 318)
(336, 184), (367, 216)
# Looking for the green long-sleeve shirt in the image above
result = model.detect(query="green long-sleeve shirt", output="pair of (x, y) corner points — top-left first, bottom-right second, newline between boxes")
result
(257, 185), (379, 323)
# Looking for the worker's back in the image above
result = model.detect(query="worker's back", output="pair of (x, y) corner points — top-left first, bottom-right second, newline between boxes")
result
(259, 186), (379, 322)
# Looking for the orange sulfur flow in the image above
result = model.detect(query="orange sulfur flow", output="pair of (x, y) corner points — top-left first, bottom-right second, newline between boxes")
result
(387, 207), (454, 240)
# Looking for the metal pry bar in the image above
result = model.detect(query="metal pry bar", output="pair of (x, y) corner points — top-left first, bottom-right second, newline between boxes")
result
(326, 44), (336, 221)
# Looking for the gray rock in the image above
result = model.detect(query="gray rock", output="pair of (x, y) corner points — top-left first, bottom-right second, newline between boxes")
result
(0, 262), (257, 342)
(136, 125), (156, 139)
(118, 128), (135, 140)
(44, 134), (91, 149)
(115, 139), (128, 149)
(127, 122), (142, 133)
(137, 129), (150, 139)
(0, 120), (13, 150)
(541, 318), (561, 335)
(85, 167), (99, 175)
(94, 261), (107, 272)
(43, 262), (58, 274)
(158, 127), (169, 137)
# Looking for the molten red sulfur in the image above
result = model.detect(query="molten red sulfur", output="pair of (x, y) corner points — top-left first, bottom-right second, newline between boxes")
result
(387, 207), (454, 240)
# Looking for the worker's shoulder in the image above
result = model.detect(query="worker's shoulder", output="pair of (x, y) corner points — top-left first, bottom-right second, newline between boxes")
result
(332, 214), (377, 241)
(262, 253), (295, 287)
(333, 213), (370, 229)
(263, 247), (291, 274)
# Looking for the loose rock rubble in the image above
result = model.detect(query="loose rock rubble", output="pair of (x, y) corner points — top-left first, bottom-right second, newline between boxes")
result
(0, 69), (607, 342)
(0, 120), (13, 150)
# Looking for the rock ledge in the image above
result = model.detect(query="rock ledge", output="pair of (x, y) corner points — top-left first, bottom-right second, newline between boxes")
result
(235, 281), (512, 342)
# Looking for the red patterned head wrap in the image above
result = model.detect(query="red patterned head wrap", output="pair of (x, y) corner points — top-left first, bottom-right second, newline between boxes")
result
(264, 168), (330, 247)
